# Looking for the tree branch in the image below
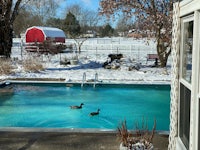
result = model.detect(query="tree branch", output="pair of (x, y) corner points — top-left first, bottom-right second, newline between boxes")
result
(11, 0), (22, 24)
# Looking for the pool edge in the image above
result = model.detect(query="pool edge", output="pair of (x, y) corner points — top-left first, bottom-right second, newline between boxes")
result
(6, 79), (171, 85)
(0, 127), (169, 136)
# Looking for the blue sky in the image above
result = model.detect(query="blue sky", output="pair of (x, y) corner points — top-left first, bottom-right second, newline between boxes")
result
(57, 0), (100, 18)
(56, 0), (118, 27)
(67, 0), (100, 11)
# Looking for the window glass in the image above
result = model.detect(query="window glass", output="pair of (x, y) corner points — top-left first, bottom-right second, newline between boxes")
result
(182, 20), (193, 83)
(179, 83), (190, 149)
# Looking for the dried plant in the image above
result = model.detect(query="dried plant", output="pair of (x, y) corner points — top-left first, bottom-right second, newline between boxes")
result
(23, 57), (44, 73)
(0, 58), (14, 75)
(117, 120), (132, 147)
(117, 118), (156, 149)
(42, 40), (66, 54)
(135, 118), (156, 143)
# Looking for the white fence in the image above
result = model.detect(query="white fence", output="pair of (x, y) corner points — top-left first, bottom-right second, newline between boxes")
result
(66, 37), (157, 62)
(12, 37), (157, 63)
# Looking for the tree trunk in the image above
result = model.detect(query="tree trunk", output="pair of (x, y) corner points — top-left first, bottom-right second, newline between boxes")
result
(156, 39), (171, 68)
(159, 56), (168, 67)
(0, 25), (13, 58)
(0, 0), (22, 58)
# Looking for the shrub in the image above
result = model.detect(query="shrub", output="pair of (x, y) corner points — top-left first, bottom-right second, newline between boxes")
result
(0, 58), (13, 75)
(117, 119), (156, 150)
(42, 40), (66, 54)
(23, 57), (44, 73)
(117, 120), (132, 147)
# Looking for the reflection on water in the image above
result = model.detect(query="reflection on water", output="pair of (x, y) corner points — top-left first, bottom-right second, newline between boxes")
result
(14, 84), (46, 92)
(0, 86), (14, 103)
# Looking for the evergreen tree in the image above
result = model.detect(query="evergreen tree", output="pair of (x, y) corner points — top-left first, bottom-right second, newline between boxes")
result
(64, 12), (81, 37)
(45, 17), (64, 29)
(101, 24), (114, 37)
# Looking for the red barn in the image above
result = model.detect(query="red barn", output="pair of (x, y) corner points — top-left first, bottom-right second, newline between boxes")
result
(25, 26), (66, 43)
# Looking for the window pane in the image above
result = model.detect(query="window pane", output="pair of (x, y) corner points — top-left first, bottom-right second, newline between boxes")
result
(182, 21), (193, 83)
(179, 83), (190, 149)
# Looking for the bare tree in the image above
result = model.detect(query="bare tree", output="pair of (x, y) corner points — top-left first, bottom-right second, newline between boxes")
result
(0, 0), (22, 57)
(66, 4), (100, 33)
(14, 8), (43, 37)
(25, 0), (60, 24)
(115, 14), (135, 36)
(99, 0), (175, 67)
(73, 37), (87, 54)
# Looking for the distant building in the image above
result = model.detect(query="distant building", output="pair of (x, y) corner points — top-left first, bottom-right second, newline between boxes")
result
(25, 26), (66, 43)
(127, 29), (154, 38)
(82, 30), (96, 38)
(24, 26), (66, 53)
(127, 29), (142, 38)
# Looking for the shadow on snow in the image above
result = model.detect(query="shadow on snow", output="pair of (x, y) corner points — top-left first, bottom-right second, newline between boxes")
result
(46, 61), (102, 71)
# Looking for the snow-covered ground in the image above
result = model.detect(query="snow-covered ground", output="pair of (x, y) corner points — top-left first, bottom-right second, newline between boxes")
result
(1, 37), (171, 84)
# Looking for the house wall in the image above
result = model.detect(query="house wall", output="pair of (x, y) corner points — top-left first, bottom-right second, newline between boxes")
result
(170, 0), (200, 150)
(169, 2), (180, 150)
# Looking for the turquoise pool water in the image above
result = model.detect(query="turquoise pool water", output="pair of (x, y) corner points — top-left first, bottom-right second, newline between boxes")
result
(0, 83), (170, 131)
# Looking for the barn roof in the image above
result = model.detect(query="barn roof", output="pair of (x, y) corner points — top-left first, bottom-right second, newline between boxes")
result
(27, 26), (66, 38)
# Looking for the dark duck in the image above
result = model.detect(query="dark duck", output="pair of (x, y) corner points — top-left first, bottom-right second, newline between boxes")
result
(90, 109), (100, 116)
(70, 103), (84, 109)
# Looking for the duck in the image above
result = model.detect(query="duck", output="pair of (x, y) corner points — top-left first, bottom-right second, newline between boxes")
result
(90, 109), (100, 116)
(70, 103), (84, 109)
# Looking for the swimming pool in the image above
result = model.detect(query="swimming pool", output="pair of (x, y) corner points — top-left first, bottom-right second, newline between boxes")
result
(0, 83), (170, 131)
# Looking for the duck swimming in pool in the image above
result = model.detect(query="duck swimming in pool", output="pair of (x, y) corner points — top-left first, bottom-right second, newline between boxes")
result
(70, 103), (84, 109)
(90, 109), (100, 116)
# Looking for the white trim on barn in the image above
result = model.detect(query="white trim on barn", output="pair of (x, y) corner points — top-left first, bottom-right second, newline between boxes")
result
(34, 26), (66, 39)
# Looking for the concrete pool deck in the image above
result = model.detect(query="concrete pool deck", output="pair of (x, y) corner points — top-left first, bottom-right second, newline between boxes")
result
(0, 130), (168, 150)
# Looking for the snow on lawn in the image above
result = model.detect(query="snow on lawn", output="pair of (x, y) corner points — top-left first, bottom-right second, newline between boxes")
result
(1, 38), (171, 84)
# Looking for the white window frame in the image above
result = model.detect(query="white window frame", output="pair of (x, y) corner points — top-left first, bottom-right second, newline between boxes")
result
(178, 10), (200, 150)
(175, 1), (200, 150)
(179, 15), (194, 88)
(178, 14), (194, 150)
(193, 10), (200, 150)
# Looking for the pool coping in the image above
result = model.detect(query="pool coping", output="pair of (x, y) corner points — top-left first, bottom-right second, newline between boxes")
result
(0, 127), (116, 133)
(5, 78), (171, 85)
(0, 127), (169, 136)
